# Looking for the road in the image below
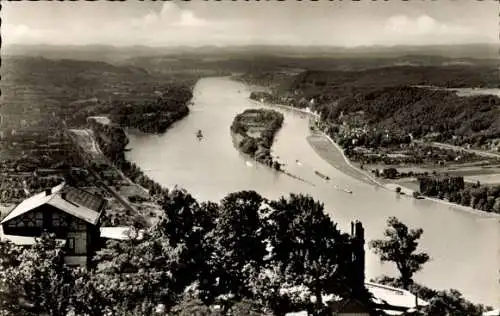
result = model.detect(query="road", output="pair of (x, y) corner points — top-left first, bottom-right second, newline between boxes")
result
(88, 168), (139, 215)
(66, 129), (106, 162)
(414, 140), (500, 159)
(65, 128), (140, 215)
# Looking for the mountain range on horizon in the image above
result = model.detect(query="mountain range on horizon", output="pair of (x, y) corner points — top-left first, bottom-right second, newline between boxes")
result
(3, 43), (500, 63)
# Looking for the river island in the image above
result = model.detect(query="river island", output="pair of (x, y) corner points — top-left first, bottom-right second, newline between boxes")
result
(240, 68), (500, 215)
(231, 108), (284, 170)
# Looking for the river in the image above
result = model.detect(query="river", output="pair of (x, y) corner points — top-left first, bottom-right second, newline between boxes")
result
(126, 77), (500, 306)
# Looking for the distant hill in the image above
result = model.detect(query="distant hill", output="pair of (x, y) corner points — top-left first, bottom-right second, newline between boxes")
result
(2, 44), (170, 64)
(321, 86), (500, 141)
(238, 63), (500, 144)
(4, 43), (499, 64)
(0, 57), (197, 131)
(288, 66), (500, 91)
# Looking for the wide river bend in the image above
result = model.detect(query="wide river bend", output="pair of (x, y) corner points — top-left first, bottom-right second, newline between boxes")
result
(126, 77), (500, 306)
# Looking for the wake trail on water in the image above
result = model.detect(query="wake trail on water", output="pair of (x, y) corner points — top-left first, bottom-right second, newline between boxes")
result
(291, 160), (353, 194)
(281, 170), (315, 187)
(245, 158), (315, 187)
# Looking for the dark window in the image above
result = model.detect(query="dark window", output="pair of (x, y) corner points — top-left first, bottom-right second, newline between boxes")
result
(70, 219), (86, 231)
(66, 238), (75, 254)
(53, 213), (68, 227)
(35, 212), (43, 227)
(24, 213), (35, 227)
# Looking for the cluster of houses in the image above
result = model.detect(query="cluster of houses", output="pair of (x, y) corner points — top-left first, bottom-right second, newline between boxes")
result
(2, 183), (497, 315)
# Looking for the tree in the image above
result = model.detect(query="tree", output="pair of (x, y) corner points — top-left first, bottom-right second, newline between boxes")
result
(230, 299), (267, 316)
(424, 289), (490, 316)
(371, 276), (493, 316)
(369, 217), (430, 290)
(493, 197), (500, 213)
(169, 298), (220, 316)
(71, 268), (108, 316)
(0, 233), (75, 316)
(211, 191), (267, 302)
(383, 168), (398, 179)
(267, 194), (357, 311)
(153, 189), (218, 303)
(0, 240), (22, 270)
(92, 230), (178, 314)
(0, 240), (24, 315)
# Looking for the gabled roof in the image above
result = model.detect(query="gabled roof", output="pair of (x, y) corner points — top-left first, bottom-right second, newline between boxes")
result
(1, 183), (65, 224)
(366, 282), (429, 313)
(285, 312), (307, 316)
(1, 183), (105, 225)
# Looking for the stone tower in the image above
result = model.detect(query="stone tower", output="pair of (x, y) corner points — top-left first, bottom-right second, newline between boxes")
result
(351, 220), (366, 297)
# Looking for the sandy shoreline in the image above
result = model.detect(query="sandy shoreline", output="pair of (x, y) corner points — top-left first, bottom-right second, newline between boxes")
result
(262, 100), (500, 218)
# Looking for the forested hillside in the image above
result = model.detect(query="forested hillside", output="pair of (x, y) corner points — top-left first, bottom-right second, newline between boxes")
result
(0, 57), (197, 133)
(288, 66), (500, 95)
(240, 66), (500, 147)
(320, 86), (500, 140)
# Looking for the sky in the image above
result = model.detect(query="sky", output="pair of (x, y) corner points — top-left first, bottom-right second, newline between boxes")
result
(2, 0), (499, 47)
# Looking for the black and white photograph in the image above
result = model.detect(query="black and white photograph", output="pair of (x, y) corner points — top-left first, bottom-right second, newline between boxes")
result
(1, 1), (499, 315)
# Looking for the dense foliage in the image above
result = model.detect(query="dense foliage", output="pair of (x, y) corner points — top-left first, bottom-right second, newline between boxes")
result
(242, 66), (500, 155)
(1, 57), (196, 134)
(418, 175), (500, 213)
(289, 67), (500, 92)
(0, 190), (368, 316)
(372, 277), (492, 316)
(231, 109), (284, 170)
(89, 121), (168, 199)
(322, 86), (500, 141)
(106, 84), (192, 134)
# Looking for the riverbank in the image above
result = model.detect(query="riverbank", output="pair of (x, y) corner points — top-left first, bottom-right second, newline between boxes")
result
(231, 114), (315, 187)
(124, 76), (500, 305)
(257, 99), (500, 217)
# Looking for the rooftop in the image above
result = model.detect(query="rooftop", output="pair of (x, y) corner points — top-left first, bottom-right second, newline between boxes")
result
(100, 226), (145, 240)
(1, 183), (105, 225)
(366, 282), (429, 314)
(87, 116), (111, 125)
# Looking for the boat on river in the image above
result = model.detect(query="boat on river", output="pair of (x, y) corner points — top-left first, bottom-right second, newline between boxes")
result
(125, 77), (500, 305)
(344, 188), (353, 194)
(196, 130), (203, 140)
(314, 170), (330, 181)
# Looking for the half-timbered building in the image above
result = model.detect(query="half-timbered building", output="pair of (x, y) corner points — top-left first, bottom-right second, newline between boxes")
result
(0, 182), (106, 266)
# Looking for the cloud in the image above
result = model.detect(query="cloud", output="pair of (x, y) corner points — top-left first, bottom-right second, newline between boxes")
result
(132, 2), (208, 29)
(385, 14), (474, 37)
(2, 2), (495, 48)
(2, 23), (56, 45)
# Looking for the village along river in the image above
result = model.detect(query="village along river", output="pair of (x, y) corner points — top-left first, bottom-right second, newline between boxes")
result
(126, 77), (500, 306)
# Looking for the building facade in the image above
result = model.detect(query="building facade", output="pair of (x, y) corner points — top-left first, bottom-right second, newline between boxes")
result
(0, 182), (106, 266)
